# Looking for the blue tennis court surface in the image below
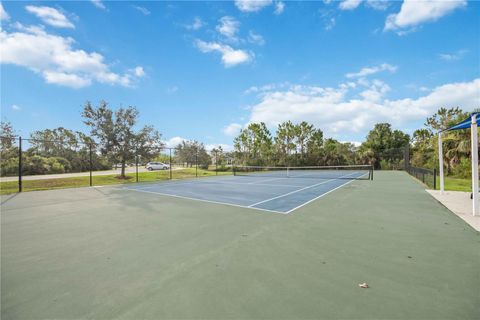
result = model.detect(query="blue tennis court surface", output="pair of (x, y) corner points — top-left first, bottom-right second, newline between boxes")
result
(119, 169), (370, 214)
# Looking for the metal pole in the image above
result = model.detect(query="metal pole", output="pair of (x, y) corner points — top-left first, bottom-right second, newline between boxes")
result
(195, 149), (198, 178)
(135, 148), (139, 183)
(438, 131), (445, 193)
(18, 137), (22, 192)
(89, 144), (93, 186)
(215, 150), (218, 175)
(471, 114), (479, 216)
(433, 168), (437, 190)
(169, 148), (172, 180)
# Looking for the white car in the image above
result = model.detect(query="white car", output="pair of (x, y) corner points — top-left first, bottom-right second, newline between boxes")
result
(146, 162), (170, 170)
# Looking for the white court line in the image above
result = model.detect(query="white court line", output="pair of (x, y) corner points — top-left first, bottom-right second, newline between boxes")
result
(285, 172), (368, 214)
(117, 187), (287, 215)
(247, 177), (292, 184)
(129, 178), (306, 190)
(200, 180), (305, 188)
(247, 172), (359, 208)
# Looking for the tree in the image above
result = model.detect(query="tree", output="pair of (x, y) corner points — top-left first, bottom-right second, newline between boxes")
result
(294, 121), (315, 165)
(82, 101), (163, 178)
(425, 107), (470, 174)
(234, 122), (272, 165)
(306, 129), (323, 165)
(0, 121), (18, 177)
(274, 121), (296, 165)
(174, 140), (210, 169)
(359, 123), (409, 169)
(0, 121), (16, 150)
(411, 129), (435, 168)
(211, 146), (226, 168)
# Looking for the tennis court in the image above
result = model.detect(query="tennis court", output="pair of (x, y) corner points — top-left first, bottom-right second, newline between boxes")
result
(120, 165), (373, 213)
(1, 171), (479, 319)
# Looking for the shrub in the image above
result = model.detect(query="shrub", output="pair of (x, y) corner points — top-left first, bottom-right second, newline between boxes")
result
(452, 158), (471, 179)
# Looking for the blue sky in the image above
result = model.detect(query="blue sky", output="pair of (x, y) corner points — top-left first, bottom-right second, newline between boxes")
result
(1, 0), (479, 149)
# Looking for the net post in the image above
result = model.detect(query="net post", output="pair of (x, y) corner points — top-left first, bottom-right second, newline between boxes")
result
(89, 143), (93, 186)
(370, 165), (374, 180)
(18, 136), (22, 192)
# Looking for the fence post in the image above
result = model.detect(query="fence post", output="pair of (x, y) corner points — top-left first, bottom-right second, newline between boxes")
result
(169, 148), (172, 180)
(195, 149), (198, 178)
(433, 168), (437, 190)
(404, 145), (410, 170)
(18, 136), (22, 192)
(135, 148), (139, 183)
(89, 144), (93, 186)
(215, 151), (218, 175)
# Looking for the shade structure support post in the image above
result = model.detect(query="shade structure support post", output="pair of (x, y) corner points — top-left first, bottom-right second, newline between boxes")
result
(438, 131), (445, 193)
(18, 136), (22, 192)
(471, 114), (479, 216)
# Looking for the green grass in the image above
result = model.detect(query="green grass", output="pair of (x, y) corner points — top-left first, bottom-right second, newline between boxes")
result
(409, 174), (473, 192)
(442, 176), (473, 192)
(0, 168), (232, 195)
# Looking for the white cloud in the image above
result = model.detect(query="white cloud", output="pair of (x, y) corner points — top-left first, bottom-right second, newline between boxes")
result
(340, 140), (362, 147)
(438, 49), (468, 61)
(132, 66), (145, 77)
(25, 6), (74, 29)
(216, 16), (240, 40)
(248, 30), (265, 45)
(244, 79), (480, 137)
(0, 3), (9, 21)
(235, 0), (273, 12)
(385, 0), (466, 33)
(319, 9), (337, 31)
(365, 0), (389, 11)
(324, 17), (336, 30)
(0, 24), (143, 88)
(206, 143), (234, 152)
(223, 123), (242, 136)
(339, 0), (362, 10)
(346, 63), (397, 79)
(186, 17), (204, 30)
(164, 136), (186, 148)
(133, 6), (150, 16)
(274, 2), (285, 15)
(195, 40), (252, 67)
(90, 0), (106, 10)
(43, 70), (92, 88)
(11, 104), (21, 111)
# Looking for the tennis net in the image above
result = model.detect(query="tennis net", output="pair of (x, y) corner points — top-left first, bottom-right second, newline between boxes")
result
(233, 165), (373, 180)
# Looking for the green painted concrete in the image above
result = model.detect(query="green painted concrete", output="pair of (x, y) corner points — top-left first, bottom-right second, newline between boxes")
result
(1, 171), (479, 319)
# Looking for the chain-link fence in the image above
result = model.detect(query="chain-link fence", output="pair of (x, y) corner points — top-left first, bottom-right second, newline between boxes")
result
(0, 136), (234, 194)
(1, 135), (441, 193)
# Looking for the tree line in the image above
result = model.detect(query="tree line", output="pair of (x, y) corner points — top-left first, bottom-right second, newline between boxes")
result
(1, 104), (476, 179)
(410, 107), (477, 178)
(232, 107), (477, 179)
(0, 101), (216, 178)
(233, 121), (409, 169)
